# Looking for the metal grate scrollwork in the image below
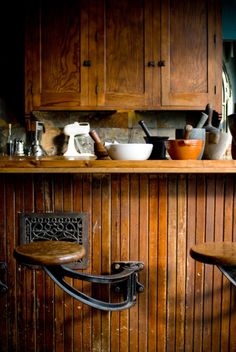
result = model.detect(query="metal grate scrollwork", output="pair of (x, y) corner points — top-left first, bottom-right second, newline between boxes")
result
(19, 212), (88, 269)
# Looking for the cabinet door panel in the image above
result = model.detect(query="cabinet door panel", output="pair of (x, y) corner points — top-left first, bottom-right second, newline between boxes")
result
(161, 0), (220, 109)
(26, 0), (89, 111)
(97, 0), (155, 108)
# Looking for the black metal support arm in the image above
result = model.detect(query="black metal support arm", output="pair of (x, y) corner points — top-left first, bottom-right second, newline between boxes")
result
(44, 261), (144, 311)
(218, 265), (236, 286)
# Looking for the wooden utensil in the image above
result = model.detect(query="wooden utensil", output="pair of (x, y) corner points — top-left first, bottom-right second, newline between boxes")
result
(89, 129), (110, 160)
(183, 124), (193, 139)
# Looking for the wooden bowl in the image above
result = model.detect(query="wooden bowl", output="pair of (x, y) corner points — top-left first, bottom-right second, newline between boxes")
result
(164, 139), (204, 160)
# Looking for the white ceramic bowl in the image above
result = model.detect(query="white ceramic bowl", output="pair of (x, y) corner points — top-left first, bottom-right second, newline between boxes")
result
(106, 143), (153, 160)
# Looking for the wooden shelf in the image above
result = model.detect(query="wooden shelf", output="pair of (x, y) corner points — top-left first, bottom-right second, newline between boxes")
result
(0, 156), (235, 173)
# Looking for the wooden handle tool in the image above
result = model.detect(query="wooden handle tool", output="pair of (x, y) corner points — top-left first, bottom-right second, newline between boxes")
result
(89, 129), (110, 160)
(183, 124), (193, 139)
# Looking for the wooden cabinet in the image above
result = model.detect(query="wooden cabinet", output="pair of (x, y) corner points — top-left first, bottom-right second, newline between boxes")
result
(160, 0), (221, 111)
(25, 0), (98, 113)
(95, 0), (156, 108)
(25, 0), (222, 114)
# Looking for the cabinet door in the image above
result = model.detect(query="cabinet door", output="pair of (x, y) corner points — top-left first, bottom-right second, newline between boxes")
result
(96, 0), (158, 108)
(25, 0), (93, 112)
(160, 0), (221, 110)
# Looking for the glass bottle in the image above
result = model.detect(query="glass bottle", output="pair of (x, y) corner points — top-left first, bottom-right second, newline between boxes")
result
(6, 123), (14, 156)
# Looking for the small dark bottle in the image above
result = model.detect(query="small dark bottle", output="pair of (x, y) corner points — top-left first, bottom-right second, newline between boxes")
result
(6, 123), (14, 156)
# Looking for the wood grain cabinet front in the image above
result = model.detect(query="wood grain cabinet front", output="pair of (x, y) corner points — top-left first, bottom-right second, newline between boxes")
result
(160, 0), (221, 112)
(25, 0), (95, 113)
(25, 0), (222, 114)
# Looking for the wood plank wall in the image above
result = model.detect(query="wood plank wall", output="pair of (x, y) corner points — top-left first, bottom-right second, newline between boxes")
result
(0, 173), (236, 352)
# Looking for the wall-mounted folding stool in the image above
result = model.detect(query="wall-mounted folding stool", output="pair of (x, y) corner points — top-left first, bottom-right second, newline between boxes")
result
(190, 242), (236, 286)
(14, 241), (144, 311)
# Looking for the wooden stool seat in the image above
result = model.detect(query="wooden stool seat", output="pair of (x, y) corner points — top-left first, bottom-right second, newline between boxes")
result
(190, 242), (236, 266)
(14, 241), (86, 266)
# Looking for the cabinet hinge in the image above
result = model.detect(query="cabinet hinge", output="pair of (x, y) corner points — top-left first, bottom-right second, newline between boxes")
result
(30, 82), (33, 95)
(95, 85), (99, 95)
(214, 85), (216, 94)
(214, 34), (216, 47)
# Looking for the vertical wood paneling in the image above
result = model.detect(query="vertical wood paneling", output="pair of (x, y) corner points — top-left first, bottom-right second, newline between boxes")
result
(230, 176), (236, 351)
(63, 175), (74, 352)
(23, 175), (36, 351)
(157, 175), (167, 352)
(91, 175), (102, 352)
(148, 175), (158, 352)
(15, 175), (30, 352)
(221, 175), (234, 351)
(129, 175), (139, 351)
(73, 174), (83, 352)
(35, 175), (47, 351)
(212, 175), (225, 352)
(167, 175), (177, 351)
(176, 175), (187, 351)
(2, 173), (236, 351)
(101, 174), (111, 352)
(194, 175), (206, 351)
(110, 174), (121, 352)
(138, 174), (149, 352)
(185, 174), (197, 350)
(120, 174), (130, 352)
(6, 175), (18, 351)
(81, 174), (92, 352)
(0, 176), (7, 352)
(202, 175), (215, 351)
(54, 175), (65, 351)
(44, 176), (55, 352)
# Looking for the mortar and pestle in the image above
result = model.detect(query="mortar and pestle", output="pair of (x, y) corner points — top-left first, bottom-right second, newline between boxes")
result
(227, 113), (236, 159)
(138, 120), (169, 160)
(175, 123), (206, 159)
(202, 104), (230, 160)
(165, 125), (204, 160)
(89, 129), (110, 160)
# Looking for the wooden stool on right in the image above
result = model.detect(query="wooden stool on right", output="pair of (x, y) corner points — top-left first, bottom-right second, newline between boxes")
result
(190, 242), (236, 286)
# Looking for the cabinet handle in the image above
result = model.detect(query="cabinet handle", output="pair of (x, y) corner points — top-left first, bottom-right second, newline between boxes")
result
(157, 60), (165, 67)
(147, 61), (155, 67)
(83, 60), (92, 67)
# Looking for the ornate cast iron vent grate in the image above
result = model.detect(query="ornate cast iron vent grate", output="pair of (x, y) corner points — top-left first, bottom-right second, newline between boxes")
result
(19, 212), (88, 269)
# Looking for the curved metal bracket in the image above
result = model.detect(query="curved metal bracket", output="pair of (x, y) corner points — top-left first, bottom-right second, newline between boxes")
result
(218, 265), (236, 286)
(44, 261), (144, 311)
